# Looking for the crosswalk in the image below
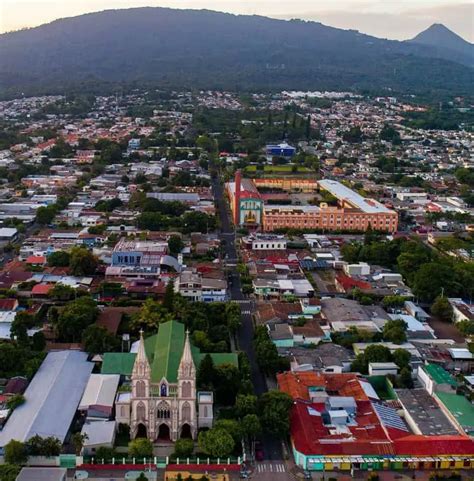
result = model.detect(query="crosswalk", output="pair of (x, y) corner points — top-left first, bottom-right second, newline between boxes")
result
(255, 463), (286, 473)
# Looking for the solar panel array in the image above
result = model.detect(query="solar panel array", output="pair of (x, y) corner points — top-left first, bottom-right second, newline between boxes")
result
(372, 402), (409, 432)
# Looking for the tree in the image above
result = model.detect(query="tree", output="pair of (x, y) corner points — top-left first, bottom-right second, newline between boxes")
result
(382, 319), (407, 344)
(399, 367), (414, 388)
(168, 235), (184, 257)
(26, 435), (61, 456)
(162, 280), (175, 312)
(235, 394), (257, 418)
(431, 296), (453, 322)
(258, 390), (293, 438)
(48, 283), (75, 301)
(82, 325), (119, 354)
(94, 446), (116, 460)
(72, 432), (88, 455)
(197, 354), (216, 390)
(131, 298), (173, 332)
(47, 250), (70, 267)
(413, 263), (457, 303)
(214, 419), (242, 445)
(198, 428), (235, 457)
(35, 205), (58, 225)
(181, 211), (216, 234)
(392, 349), (411, 370)
(241, 414), (261, 440)
(225, 303), (241, 334)
(128, 438), (153, 458)
(0, 464), (21, 481)
(4, 440), (27, 465)
(69, 246), (98, 276)
(214, 364), (241, 406)
(31, 331), (46, 351)
(10, 311), (35, 346)
(54, 296), (98, 342)
(174, 438), (194, 458)
(6, 394), (25, 411)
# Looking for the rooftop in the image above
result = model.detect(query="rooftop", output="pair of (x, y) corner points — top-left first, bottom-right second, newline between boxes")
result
(424, 363), (457, 387)
(396, 388), (458, 436)
(0, 351), (93, 446)
(319, 179), (393, 214)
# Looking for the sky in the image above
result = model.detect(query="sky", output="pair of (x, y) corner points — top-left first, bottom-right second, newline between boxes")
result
(1, 0), (473, 41)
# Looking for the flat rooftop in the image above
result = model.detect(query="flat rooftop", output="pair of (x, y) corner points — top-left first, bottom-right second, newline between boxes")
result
(396, 388), (458, 436)
(318, 179), (393, 214)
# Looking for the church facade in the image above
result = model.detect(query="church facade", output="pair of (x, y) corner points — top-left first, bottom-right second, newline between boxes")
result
(115, 321), (236, 442)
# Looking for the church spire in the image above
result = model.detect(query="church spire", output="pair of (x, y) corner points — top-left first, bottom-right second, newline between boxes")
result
(132, 329), (151, 378)
(178, 329), (195, 378)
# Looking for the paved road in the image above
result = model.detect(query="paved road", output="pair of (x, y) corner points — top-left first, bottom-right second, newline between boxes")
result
(211, 176), (283, 461)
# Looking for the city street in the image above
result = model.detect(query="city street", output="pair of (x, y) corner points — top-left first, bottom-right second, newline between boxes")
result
(211, 175), (283, 461)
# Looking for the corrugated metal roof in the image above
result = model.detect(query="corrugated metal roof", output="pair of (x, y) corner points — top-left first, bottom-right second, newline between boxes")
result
(0, 351), (93, 446)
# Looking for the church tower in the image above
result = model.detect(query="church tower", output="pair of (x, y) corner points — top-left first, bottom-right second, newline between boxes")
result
(177, 330), (197, 439)
(130, 330), (152, 439)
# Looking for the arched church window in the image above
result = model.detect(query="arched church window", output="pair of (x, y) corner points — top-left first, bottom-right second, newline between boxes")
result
(182, 381), (192, 398)
(136, 380), (146, 397)
(136, 402), (146, 420)
(182, 402), (191, 421)
(160, 382), (168, 397)
(157, 401), (170, 419)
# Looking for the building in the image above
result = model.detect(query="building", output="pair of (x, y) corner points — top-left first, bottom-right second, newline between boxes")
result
(0, 351), (93, 447)
(227, 173), (398, 232)
(278, 371), (474, 473)
(241, 234), (287, 251)
(266, 143), (296, 158)
(79, 374), (120, 420)
(226, 170), (264, 227)
(115, 321), (237, 442)
(175, 268), (228, 302)
(16, 468), (67, 481)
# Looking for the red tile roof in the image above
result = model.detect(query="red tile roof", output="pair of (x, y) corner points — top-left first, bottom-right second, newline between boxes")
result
(31, 283), (52, 295)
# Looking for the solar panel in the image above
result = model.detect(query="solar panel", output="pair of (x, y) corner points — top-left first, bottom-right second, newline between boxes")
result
(372, 402), (409, 432)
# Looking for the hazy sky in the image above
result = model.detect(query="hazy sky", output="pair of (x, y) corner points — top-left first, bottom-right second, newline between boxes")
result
(1, 0), (473, 41)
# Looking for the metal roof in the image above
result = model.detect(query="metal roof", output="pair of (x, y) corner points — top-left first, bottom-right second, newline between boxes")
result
(318, 179), (393, 214)
(79, 374), (120, 411)
(0, 351), (93, 446)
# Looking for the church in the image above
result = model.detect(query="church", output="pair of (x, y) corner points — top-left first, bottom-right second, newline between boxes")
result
(115, 320), (238, 442)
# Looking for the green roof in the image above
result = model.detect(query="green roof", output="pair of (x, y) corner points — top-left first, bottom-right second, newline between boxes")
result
(150, 321), (185, 384)
(424, 363), (457, 387)
(101, 353), (136, 376)
(436, 392), (474, 433)
(101, 320), (238, 382)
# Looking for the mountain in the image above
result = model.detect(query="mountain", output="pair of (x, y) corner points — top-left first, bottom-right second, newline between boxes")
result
(0, 8), (472, 98)
(408, 23), (473, 67)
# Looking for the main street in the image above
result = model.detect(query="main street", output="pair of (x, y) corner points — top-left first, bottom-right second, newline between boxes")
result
(211, 175), (283, 462)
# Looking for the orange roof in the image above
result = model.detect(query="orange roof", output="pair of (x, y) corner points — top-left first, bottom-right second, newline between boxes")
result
(31, 283), (52, 295)
(277, 371), (369, 401)
(25, 255), (46, 264)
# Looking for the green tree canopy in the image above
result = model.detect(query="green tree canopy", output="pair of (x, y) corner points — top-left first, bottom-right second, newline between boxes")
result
(198, 428), (235, 458)
(258, 390), (293, 438)
(4, 440), (27, 465)
(69, 246), (98, 276)
(431, 296), (454, 322)
(128, 438), (153, 458)
(82, 325), (119, 354)
(54, 296), (98, 342)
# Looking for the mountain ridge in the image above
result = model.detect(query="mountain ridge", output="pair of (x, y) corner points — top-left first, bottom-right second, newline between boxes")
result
(0, 8), (472, 98)
(408, 23), (473, 67)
